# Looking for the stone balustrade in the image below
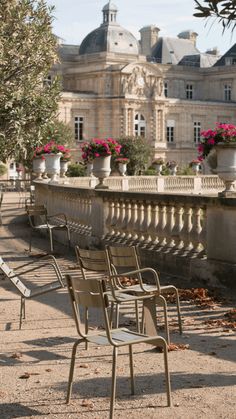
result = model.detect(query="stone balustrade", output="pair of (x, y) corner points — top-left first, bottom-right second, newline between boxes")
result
(35, 181), (236, 288)
(64, 175), (224, 194)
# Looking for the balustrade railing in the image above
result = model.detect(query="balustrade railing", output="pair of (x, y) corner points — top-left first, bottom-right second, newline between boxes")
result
(65, 175), (224, 194)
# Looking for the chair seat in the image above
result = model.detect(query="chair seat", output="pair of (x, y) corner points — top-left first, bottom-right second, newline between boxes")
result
(87, 327), (155, 347)
(30, 281), (62, 298)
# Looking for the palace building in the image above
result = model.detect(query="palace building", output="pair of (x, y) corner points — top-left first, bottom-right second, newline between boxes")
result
(53, 1), (236, 166)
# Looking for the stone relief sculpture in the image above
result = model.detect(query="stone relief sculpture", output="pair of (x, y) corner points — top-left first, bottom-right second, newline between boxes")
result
(122, 66), (164, 99)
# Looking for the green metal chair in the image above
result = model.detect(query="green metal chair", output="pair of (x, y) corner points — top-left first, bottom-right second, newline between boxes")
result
(26, 204), (70, 253)
(106, 245), (182, 339)
(66, 273), (172, 419)
(0, 255), (64, 328)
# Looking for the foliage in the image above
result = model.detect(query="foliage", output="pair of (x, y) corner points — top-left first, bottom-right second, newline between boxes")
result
(0, 163), (7, 177)
(41, 120), (74, 147)
(178, 165), (195, 175)
(0, 0), (61, 163)
(67, 163), (86, 177)
(81, 138), (121, 162)
(117, 136), (152, 175)
(198, 123), (236, 160)
(193, 0), (236, 32)
(115, 157), (130, 163)
(143, 168), (156, 176)
(152, 157), (165, 165)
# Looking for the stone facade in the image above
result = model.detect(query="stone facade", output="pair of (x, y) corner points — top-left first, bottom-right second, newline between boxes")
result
(54, 2), (236, 167)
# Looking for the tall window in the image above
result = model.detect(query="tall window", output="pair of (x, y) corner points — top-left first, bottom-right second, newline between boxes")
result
(224, 84), (231, 101)
(194, 122), (201, 143)
(75, 116), (84, 141)
(164, 82), (168, 97)
(166, 120), (175, 143)
(186, 84), (193, 99)
(134, 114), (146, 137)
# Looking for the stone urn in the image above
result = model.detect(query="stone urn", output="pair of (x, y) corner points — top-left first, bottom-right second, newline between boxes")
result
(86, 161), (94, 177)
(215, 144), (236, 196)
(32, 157), (46, 180)
(118, 162), (127, 176)
(43, 153), (62, 182)
(153, 163), (163, 176)
(93, 155), (111, 189)
(192, 162), (201, 175)
(60, 160), (69, 178)
(170, 165), (177, 176)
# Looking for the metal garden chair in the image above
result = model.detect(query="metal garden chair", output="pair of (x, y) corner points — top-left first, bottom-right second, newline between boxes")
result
(65, 273), (172, 418)
(0, 255), (64, 328)
(0, 190), (3, 225)
(106, 245), (182, 339)
(26, 204), (70, 253)
(75, 246), (169, 339)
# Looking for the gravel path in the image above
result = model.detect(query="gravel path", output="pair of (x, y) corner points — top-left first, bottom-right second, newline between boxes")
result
(0, 192), (235, 419)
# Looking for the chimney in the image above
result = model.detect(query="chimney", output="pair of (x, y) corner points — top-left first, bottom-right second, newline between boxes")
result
(178, 30), (198, 47)
(139, 25), (160, 56)
(206, 47), (219, 56)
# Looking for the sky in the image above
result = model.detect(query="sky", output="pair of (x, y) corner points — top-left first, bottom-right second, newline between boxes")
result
(46, 0), (235, 55)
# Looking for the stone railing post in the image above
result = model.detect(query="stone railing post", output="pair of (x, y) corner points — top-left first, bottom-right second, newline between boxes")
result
(90, 194), (109, 247)
(156, 177), (165, 192)
(193, 177), (202, 194)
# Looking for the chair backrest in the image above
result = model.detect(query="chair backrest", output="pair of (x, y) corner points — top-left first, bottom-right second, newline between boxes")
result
(106, 245), (142, 281)
(75, 246), (108, 274)
(26, 204), (47, 227)
(0, 257), (31, 297)
(66, 274), (109, 338)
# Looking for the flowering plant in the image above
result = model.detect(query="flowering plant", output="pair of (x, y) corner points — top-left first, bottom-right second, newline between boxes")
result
(152, 157), (164, 165)
(166, 160), (177, 168)
(189, 159), (201, 167)
(198, 123), (236, 160)
(115, 157), (130, 163)
(33, 141), (71, 160)
(81, 138), (121, 162)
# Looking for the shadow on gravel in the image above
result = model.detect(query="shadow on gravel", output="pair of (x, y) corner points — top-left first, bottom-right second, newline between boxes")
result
(0, 403), (43, 418)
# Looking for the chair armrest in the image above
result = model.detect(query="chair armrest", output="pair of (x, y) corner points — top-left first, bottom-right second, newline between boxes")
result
(12, 258), (64, 287)
(109, 267), (161, 292)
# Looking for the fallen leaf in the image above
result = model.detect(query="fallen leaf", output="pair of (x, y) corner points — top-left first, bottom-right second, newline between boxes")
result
(19, 373), (30, 379)
(78, 363), (89, 369)
(81, 399), (94, 409)
(168, 343), (190, 351)
(10, 352), (22, 359)
(45, 369), (52, 372)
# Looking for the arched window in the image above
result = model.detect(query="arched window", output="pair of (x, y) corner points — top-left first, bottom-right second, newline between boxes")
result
(134, 113), (146, 137)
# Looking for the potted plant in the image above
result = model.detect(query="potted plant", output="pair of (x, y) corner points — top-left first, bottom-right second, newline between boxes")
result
(42, 141), (64, 181)
(59, 147), (71, 178)
(81, 138), (121, 188)
(189, 159), (201, 175)
(198, 123), (236, 195)
(152, 157), (165, 175)
(115, 157), (130, 176)
(32, 147), (46, 180)
(166, 160), (178, 176)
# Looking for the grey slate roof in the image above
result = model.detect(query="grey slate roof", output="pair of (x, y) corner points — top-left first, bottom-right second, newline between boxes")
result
(59, 44), (80, 61)
(179, 53), (220, 67)
(214, 43), (236, 66)
(79, 24), (139, 55)
(151, 37), (200, 64)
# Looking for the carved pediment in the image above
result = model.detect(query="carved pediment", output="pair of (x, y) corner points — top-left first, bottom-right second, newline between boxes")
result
(121, 63), (164, 98)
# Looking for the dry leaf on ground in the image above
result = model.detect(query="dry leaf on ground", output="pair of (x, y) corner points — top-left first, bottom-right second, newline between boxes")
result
(81, 399), (94, 409)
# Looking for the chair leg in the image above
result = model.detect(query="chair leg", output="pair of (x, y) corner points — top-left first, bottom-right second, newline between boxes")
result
(109, 302), (114, 328)
(129, 345), (135, 395)
(67, 227), (71, 247)
(20, 297), (25, 329)
(110, 346), (118, 419)
(162, 339), (172, 407)
(66, 340), (80, 404)
(85, 307), (88, 350)
(135, 300), (140, 333)
(49, 228), (54, 253)
(156, 295), (170, 345)
(115, 303), (120, 328)
(175, 290), (182, 334)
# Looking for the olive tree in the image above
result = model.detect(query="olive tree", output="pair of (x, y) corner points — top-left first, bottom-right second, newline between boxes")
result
(117, 136), (152, 175)
(194, 0), (236, 32)
(0, 0), (60, 163)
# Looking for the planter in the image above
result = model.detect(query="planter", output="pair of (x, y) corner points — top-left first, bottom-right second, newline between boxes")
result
(215, 144), (236, 197)
(118, 162), (127, 176)
(43, 153), (62, 182)
(192, 163), (200, 176)
(93, 155), (111, 189)
(86, 162), (94, 177)
(60, 160), (69, 178)
(153, 163), (163, 176)
(169, 165), (177, 176)
(32, 157), (45, 180)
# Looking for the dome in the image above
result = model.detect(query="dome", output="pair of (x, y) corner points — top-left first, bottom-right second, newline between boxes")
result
(79, 2), (139, 56)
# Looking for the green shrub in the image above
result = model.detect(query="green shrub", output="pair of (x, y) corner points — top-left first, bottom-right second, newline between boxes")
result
(0, 163), (7, 177)
(67, 163), (86, 177)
